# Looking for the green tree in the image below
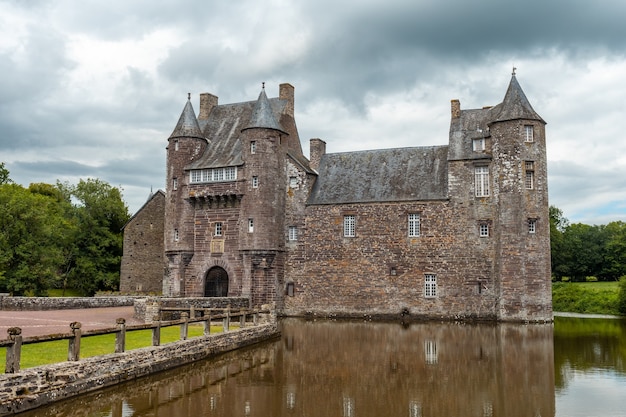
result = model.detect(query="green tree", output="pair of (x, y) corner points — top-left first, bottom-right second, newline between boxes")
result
(560, 223), (606, 281)
(603, 221), (626, 280)
(0, 183), (69, 295)
(59, 179), (130, 295)
(550, 206), (569, 280)
(618, 276), (626, 315)
(0, 162), (12, 185)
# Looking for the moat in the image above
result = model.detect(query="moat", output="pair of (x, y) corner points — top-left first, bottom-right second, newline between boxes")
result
(20, 317), (626, 417)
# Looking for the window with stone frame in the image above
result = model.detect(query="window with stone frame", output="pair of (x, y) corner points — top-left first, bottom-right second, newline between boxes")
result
(288, 226), (298, 241)
(479, 223), (489, 237)
(248, 218), (254, 233)
(528, 218), (537, 234)
(289, 176), (298, 188)
(250, 141), (257, 154)
(424, 274), (437, 298)
(475, 166), (490, 197)
(343, 215), (356, 237)
(524, 125), (534, 142)
(252, 176), (259, 188)
(408, 213), (421, 237)
(174, 229), (179, 241)
(472, 137), (485, 152)
(525, 161), (535, 189)
(215, 222), (223, 236)
(172, 177), (178, 190)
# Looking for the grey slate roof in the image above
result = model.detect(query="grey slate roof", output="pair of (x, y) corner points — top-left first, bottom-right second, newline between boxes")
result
(187, 97), (288, 170)
(307, 146), (449, 205)
(490, 75), (545, 124)
(169, 100), (204, 140)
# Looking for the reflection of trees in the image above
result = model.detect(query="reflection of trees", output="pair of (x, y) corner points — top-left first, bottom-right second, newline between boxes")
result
(553, 317), (626, 390)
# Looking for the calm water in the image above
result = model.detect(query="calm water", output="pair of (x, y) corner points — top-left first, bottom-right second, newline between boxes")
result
(21, 317), (626, 417)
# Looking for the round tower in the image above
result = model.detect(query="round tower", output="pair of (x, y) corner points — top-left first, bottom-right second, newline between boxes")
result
(488, 72), (551, 321)
(163, 96), (207, 296)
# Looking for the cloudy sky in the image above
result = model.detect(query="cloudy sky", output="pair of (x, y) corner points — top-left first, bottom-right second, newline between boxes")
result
(1, 0), (625, 225)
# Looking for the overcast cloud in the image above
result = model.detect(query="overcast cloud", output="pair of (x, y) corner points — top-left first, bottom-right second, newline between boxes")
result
(1, 0), (626, 225)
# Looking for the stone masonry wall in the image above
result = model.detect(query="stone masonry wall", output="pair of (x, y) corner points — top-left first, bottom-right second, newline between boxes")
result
(0, 323), (279, 415)
(0, 296), (135, 311)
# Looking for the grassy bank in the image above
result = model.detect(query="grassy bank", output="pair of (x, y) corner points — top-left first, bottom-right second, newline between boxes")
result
(552, 281), (621, 315)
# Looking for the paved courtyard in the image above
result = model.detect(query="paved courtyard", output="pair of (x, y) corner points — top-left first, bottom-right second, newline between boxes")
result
(0, 306), (142, 338)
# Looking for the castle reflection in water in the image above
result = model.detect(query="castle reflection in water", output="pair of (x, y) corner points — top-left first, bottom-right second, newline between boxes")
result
(23, 318), (556, 417)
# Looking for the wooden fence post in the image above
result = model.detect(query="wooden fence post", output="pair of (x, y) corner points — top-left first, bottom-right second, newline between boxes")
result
(223, 307), (230, 332)
(5, 327), (22, 373)
(68, 322), (82, 361)
(115, 318), (126, 353)
(204, 311), (211, 336)
(180, 312), (189, 340)
(152, 316), (161, 346)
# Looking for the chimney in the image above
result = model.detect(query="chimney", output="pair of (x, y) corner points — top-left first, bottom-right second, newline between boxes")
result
(279, 83), (295, 117)
(199, 93), (218, 120)
(451, 99), (461, 119)
(309, 138), (326, 171)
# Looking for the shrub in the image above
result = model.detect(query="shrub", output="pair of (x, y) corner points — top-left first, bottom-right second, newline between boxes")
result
(618, 276), (626, 315)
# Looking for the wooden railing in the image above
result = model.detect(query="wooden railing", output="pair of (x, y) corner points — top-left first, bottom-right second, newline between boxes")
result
(1, 307), (271, 373)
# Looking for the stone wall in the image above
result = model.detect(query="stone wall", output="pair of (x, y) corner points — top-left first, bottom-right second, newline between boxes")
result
(0, 323), (279, 415)
(133, 297), (250, 321)
(0, 296), (135, 311)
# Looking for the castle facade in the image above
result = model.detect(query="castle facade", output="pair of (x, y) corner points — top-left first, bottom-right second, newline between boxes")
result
(121, 74), (552, 322)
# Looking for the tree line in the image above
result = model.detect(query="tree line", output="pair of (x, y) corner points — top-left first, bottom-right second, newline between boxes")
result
(550, 206), (626, 282)
(0, 162), (130, 296)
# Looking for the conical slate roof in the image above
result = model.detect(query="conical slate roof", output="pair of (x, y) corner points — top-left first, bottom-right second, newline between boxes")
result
(242, 87), (287, 134)
(491, 74), (545, 124)
(169, 98), (205, 139)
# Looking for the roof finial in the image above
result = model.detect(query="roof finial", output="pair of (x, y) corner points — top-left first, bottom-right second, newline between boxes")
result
(512, 66), (517, 76)
(187, 92), (191, 100)
(262, 81), (265, 90)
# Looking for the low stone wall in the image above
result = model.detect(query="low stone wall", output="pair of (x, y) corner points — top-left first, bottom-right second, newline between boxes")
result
(0, 323), (279, 415)
(134, 297), (250, 321)
(0, 296), (136, 311)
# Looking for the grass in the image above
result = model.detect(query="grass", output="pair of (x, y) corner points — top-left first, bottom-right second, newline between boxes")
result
(47, 288), (85, 297)
(1, 323), (227, 370)
(552, 281), (621, 315)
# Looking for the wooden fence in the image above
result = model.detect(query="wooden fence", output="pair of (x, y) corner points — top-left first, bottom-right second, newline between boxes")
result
(1, 307), (269, 373)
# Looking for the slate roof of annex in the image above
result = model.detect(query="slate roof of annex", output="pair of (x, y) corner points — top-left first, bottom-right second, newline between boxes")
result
(307, 146), (449, 205)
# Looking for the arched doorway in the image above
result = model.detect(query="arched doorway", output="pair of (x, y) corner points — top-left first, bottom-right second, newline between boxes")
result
(204, 266), (229, 297)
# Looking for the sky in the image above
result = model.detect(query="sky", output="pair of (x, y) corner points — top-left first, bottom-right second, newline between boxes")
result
(1, 0), (626, 225)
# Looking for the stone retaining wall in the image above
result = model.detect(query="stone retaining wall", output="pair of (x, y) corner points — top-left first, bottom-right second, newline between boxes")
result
(0, 323), (279, 415)
(0, 296), (136, 311)
(134, 297), (250, 321)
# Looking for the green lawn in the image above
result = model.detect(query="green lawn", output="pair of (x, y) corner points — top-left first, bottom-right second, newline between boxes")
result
(552, 281), (620, 315)
(2, 324), (225, 370)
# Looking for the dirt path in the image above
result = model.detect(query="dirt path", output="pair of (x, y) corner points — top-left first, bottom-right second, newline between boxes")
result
(0, 307), (142, 338)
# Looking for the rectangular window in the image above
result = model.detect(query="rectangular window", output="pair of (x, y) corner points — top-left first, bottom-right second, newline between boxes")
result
(174, 229), (179, 242)
(189, 167), (238, 183)
(172, 177), (178, 190)
(408, 213), (420, 237)
(479, 223), (489, 237)
(174, 139), (179, 151)
(215, 222), (222, 236)
(288, 226), (298, 241)
(343, 215), (356, 237)
(424, 274), (437, 298)
(528, 219), (537, 234)
(250, 141), (257, 154)
(525, 161), (535, 189)
(289, 176), (297, 188)
(475, 166), (490, 197)
(525, 125), (534, 142)
(248, 218), (254, 233)
(472, 138), (485, 151)
(252, 176), (259, 188)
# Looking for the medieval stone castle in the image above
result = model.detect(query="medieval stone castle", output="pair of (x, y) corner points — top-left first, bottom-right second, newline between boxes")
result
(120, 73), (552, 322)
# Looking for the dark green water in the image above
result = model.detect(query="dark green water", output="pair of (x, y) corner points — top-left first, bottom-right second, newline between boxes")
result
(20, 317), (626, 417)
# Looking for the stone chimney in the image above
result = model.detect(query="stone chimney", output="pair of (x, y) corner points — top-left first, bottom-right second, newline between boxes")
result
(199, 93), (218, 120)
(309, 138), (326, 171)
(279, 83), (295, 117)
(451, 99), (461, 119)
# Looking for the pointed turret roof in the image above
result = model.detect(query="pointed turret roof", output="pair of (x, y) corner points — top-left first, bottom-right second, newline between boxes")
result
(169, 96), (205, 139)
(242, 85), (287, 134)
(491, 73), (545, 124)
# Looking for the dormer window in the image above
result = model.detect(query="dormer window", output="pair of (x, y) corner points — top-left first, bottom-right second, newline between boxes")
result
(472, 138), (485, 152)
(524, 125), (534, 142)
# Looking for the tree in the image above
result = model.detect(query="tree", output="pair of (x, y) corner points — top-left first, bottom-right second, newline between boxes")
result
(550, 206), (569, 280)
(0, 162), (12, 185)
(59, 179), (130, 295)
(602, 221), (626, 280)
(0, 183), (69, 295)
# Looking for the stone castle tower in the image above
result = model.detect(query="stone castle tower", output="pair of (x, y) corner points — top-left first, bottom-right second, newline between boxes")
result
(123, 73), (551, 321)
